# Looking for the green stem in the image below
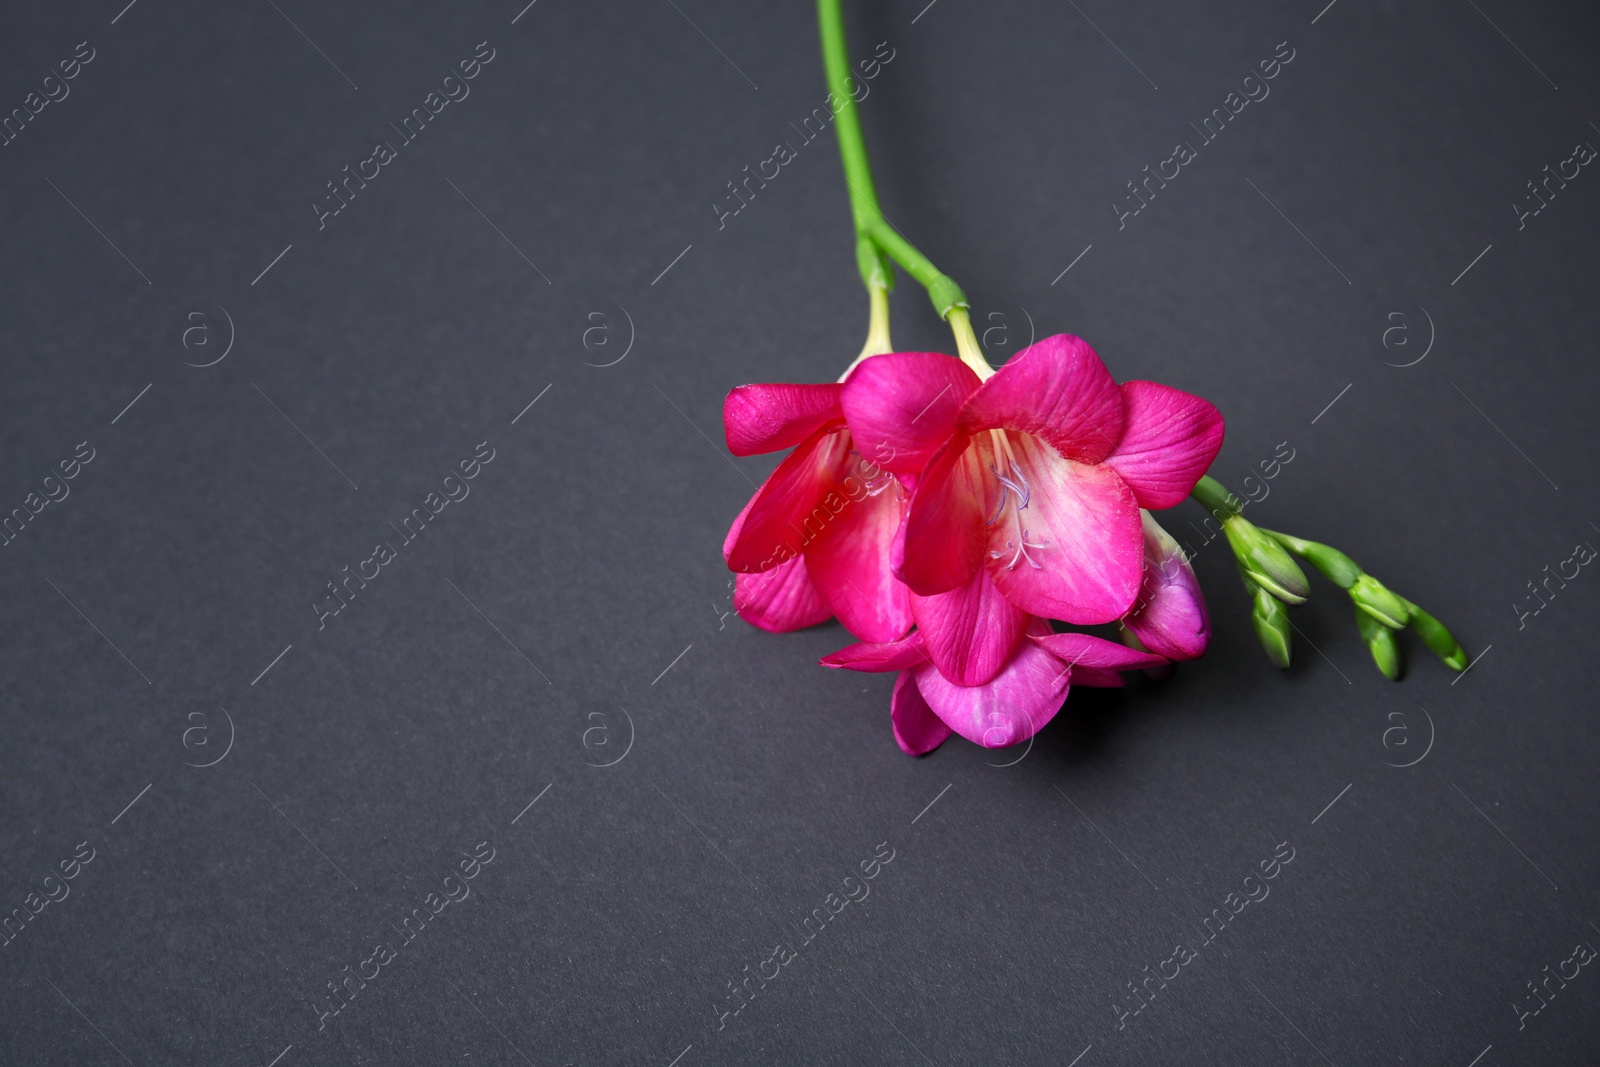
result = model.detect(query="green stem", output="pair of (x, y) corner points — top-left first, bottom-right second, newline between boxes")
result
(1258, 528), (1362, 589)
(818, 0), (968, 318)
(864, 218), (968, 318)
(1190, 475), (1244, 519)
(818, 1), (881, 255)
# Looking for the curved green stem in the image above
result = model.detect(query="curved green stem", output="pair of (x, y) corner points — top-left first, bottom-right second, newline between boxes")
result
(818, 0), (968, 318)
(861, 218), (967, 317)
(1190, 475), (1244, 519)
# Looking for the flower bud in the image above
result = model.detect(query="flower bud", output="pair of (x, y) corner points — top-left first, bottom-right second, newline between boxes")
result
(1268, 531), (1361, 589)
(1349, 575), (1409, 628)
(1405, 600), (1469, 671)
(1123, 512), (1210, 661)
(1225, 517), (1310, 604)
(1355, 606), (1402, 680)
(1249, 581), (1293, 669)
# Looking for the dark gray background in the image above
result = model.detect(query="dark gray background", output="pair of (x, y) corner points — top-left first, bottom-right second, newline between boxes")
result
(0, 0), (1595, 1063)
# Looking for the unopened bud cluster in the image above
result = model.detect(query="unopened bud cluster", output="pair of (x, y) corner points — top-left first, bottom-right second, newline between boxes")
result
(1192, 476), (1467, 680)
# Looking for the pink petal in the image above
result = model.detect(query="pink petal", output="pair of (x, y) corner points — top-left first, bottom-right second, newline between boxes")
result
(891, 671), (953, 756)
(898, 435), (992, 597)
(733, 556), (832, 632)
(1122, 512), (1210, 660)
(1102, 381), (1225, 508)
(983, 433), (1143, 624)
(910, 565), (1028, 687)
(912, 621), (1071, 748)
(723, 383), (843, 457)
(724, 427), (850, 573)
(1030, 631), (1168, 672)
(806, 476), (913, 643)
(958, 335), (1126, 463)
(820, 634), (929, 673)
(722, 479), (760, 562)
(841, 353), (981, 474)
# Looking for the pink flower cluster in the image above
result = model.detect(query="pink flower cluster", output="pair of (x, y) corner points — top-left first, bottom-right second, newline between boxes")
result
(722, 335), (1224, 755)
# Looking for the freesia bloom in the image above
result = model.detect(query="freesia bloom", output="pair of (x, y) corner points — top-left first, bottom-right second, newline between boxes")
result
(721, 381), (911, 642)
(1121, 511), (1210, 661)
(841, 334), (1224, 679)
(822, 622), (1168, 756)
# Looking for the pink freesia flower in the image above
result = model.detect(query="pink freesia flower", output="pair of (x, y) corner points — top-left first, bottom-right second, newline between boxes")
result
(841, 335), (1224, 673)
(721, 381), (912, 642)
(1121, 511), (1210, 661)
(822, 621), (1168, 756)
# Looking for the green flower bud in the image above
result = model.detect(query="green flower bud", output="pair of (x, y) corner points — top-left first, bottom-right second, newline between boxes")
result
(1404, 600), (1469, 671)
(1355, 606), (1402, 680)
(1267, 531), (1362, 589)
(1225, 517), (1310, 604)
(1250, 582), (1293, 669)
(1227, 516), (1469, 680)
(1350, 574), (1409, 629)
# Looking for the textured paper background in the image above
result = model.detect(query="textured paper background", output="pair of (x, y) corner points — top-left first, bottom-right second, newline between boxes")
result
(0, 0), (1596, 1063)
